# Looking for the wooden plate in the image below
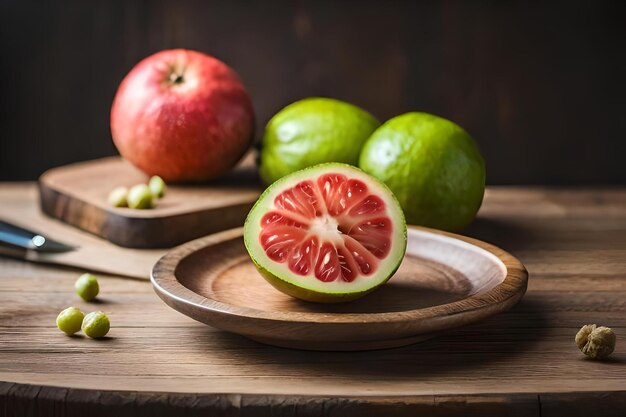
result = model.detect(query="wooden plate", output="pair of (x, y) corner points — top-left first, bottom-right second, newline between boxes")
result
(151, 226), (528, 351)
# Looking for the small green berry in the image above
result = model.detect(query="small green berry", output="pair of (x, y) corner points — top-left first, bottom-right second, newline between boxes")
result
(149, 176), (166, 198)
(127, 184), (153, 209)
(82, 311), (110, 339)
(75, 273), (99, 301)
(108, 186), (129, 207)
(56, 307), (85, 335)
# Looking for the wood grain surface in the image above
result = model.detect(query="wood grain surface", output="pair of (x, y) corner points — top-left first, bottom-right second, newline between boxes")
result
(39, 154), (261, 248)
(1, 186), (626, 416)
(151, 227), (527, 350)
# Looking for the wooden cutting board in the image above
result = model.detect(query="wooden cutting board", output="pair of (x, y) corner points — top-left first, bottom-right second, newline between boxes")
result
(0, 184), (164, 279)
(39, 154), (262, 248)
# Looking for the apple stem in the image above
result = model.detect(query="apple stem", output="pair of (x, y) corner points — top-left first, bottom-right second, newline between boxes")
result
(169, 72), (184, 84)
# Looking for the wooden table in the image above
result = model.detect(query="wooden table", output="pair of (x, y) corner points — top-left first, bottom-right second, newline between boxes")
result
(1, 185), (625, 416)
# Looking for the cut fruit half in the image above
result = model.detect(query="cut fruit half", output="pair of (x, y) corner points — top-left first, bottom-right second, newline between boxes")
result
(244, 163), (407, 303)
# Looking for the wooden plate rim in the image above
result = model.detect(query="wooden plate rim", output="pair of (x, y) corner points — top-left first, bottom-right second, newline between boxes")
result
(151, 226), (528, 324)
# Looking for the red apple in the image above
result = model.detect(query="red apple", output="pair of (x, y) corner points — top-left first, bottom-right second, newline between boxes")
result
(111, 49), (255, 182)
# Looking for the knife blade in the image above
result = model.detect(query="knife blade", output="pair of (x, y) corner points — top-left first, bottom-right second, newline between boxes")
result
(0, 220), (76, 253)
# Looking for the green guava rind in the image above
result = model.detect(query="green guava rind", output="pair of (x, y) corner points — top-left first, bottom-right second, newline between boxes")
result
(258, 98), (380, 185)
(359, 112), (486, 231)
(251, 255), (403, 304)
(244, 163), (407, 303)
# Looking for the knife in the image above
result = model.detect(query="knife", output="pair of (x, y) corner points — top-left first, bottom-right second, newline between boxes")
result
(0, 220), (75, 253)
(0, 217), (158, 279)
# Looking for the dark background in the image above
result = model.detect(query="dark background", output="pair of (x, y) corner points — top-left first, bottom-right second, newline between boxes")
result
(1, 0), (624, 184)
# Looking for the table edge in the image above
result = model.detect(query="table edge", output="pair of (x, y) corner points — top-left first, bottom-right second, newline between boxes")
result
(2, 381), (625, 413)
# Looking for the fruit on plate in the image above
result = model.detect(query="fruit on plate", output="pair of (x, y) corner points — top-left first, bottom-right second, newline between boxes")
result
(111, 49), (255, 182)
(359, 112), (485, 231)
(244, 163), (406, 303)
(258, 97), (379, 184)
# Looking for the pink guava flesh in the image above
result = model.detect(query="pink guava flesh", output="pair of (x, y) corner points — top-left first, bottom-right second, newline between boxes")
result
(259, 173), (393, 283)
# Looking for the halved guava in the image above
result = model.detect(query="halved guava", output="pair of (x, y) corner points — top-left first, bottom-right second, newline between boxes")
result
(244, 163), (407, 303)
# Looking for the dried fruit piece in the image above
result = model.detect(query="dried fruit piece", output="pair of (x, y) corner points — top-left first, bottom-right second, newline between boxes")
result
(575, 324), (616, 359)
